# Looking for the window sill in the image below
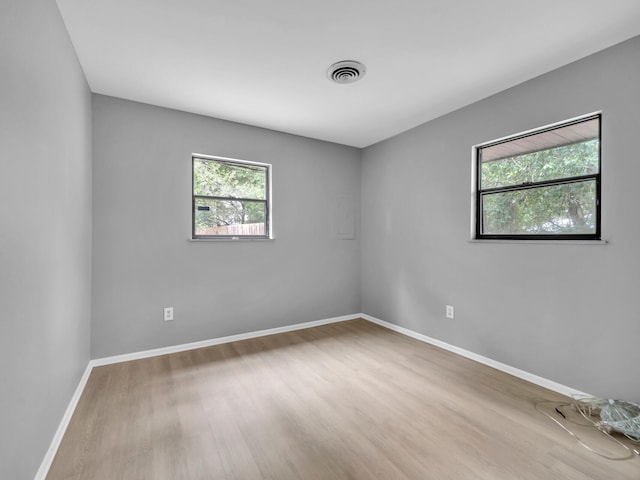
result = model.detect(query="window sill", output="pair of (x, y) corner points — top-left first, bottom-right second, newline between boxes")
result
(188, 237), (275, 242)
(468, 239), (607, 245)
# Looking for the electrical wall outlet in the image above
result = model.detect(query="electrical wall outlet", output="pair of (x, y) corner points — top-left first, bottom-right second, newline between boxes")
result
(164, 307), (174, 321)
(446, 305), (454, 319)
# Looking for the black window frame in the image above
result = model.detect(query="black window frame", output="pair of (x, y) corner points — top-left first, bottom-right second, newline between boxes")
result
(474, 113), (602, 241)
(192, 154), (272, 240)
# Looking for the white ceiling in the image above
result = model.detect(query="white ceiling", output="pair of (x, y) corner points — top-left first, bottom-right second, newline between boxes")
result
(56, 0), (640, 148)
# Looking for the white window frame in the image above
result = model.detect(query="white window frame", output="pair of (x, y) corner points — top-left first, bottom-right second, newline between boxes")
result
(472, 113), (602, 241)
(192, 154), (273, 240)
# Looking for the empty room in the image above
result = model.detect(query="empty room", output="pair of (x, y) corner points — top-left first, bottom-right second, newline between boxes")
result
(3, 0), (640, 479)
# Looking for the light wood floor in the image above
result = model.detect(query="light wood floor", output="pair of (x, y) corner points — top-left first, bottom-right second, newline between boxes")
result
(47, 319), (640, 479)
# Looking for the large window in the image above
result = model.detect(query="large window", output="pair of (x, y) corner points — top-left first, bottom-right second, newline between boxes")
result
(192, 155), (271, 239)
(475, 113), (601, 240)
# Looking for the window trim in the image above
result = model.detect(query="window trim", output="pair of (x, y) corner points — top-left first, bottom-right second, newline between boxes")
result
(473, 113), (602, 241)
(191, 153), (273, 240)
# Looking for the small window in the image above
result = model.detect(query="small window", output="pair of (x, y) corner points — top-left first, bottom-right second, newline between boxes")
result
(475, 114), (601, 240)
(192, 155), (271, 239)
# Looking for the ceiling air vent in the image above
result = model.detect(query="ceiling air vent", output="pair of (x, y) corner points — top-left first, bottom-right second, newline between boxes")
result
(328, 60), (366, 84)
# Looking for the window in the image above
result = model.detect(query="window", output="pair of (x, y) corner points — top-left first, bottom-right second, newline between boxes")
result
(192, 154), (271, 239)
(475, 113), (601, 240)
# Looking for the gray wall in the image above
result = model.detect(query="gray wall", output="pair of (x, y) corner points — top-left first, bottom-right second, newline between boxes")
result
(0, 1), (92, 478)
(361, 35), (640, 400)
(91, 95), (361, 358)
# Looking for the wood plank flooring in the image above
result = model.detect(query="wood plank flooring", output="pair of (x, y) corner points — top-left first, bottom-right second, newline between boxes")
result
(47, 319), (640, 479)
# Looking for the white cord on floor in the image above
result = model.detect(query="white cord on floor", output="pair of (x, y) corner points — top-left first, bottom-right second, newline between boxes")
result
(534, 400), (638, 461)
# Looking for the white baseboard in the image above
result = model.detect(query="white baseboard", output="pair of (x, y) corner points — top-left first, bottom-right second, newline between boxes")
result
(361, 313), (589, 398)
(34, 362), (93, 480)
(91, 313), (361, 367)
(36, 311), (586, 479)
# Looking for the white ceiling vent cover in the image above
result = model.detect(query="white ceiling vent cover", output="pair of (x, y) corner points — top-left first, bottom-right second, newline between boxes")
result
(328, 60), (366, 84)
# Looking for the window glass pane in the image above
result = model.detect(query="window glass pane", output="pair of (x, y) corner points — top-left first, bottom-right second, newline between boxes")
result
(193, 158), (266, 199)
(480, 117), (599, 163)
(481, 180), (596, 235)
(194, 197), (266, 236)
(481, 139), (599, 189)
